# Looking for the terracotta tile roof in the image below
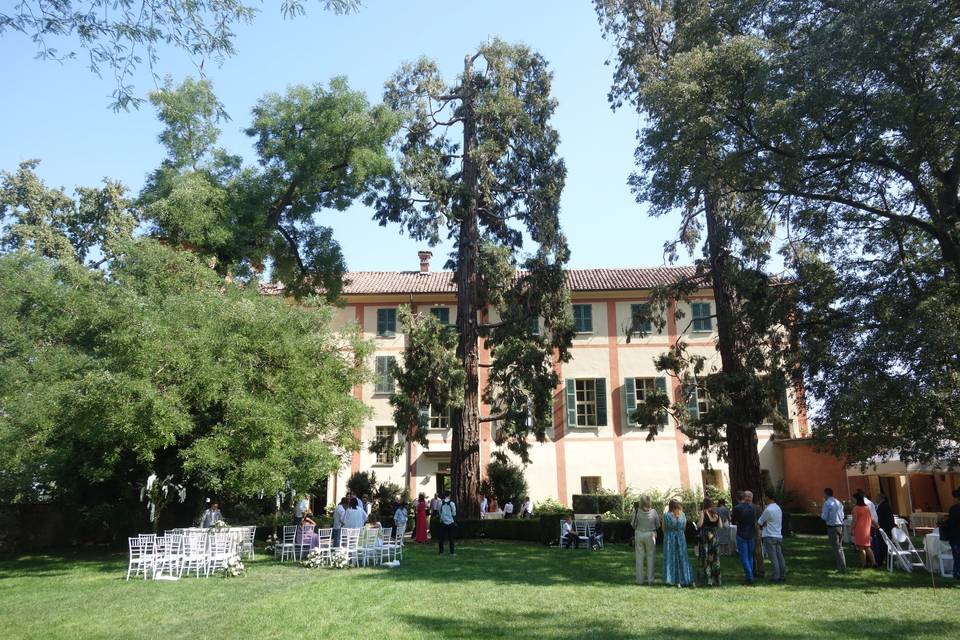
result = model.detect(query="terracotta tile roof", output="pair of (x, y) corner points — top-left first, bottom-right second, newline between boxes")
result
(262, 266), (704, 296)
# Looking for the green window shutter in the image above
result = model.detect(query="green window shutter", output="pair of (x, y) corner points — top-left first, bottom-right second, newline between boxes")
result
(418, 406), (430, 429)
(595, 378), (607, 426)
(656, 377), (669, 425)
(778, 388), (790, 418)
(692, 302), (711, 332)
(684, 381), (699, 419)
(573, 304), (592, 332)
(376, 310), (385, 336)
(430, 307), (449, 325)
(623, 378), (637, 426)
(565, 379), (577, 427)
(375, 356), (394, 393)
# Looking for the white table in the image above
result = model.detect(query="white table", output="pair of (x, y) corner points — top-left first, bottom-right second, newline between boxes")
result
(924, 532), (954, 574)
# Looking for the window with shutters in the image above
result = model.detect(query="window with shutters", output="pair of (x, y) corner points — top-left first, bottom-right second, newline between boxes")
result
(429, 307), (450, 325)
(419, 405), (449, 430)
(684, 380), (710, 418)
(572, 304), (593, 333)
(376, 308), (397, 337)
(565, 378), (607, 427)
(623, 377), (669, 427)
(374, 356), (396, 394)
(530, 317), (541, 336)
(691, 302), (712, 332)
(375, 426), (395, 464)
(581, 476), (602, 494)
(630, 303), (653, 335)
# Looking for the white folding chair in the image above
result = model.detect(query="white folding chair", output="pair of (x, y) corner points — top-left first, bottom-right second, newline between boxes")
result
(381, 525), (403, 563)
(339, 528), (362, 567)
(358, 526), (382, 566)
(126, 537), (149, 580)
(206, 533), (236, 577)
(279, 526), (298, 562)
(314, 527), (333, 565)
(936, 539), (955, 578)
(240, 526), (256, 559)
(296, 524), (316, 561)
(893, 528), (928, 571)
(153, 534), (183, 579)
(181, 533), (207, 578)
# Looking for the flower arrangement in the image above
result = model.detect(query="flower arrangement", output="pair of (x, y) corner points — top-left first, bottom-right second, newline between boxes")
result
(220, 554), (246, 578)
(302, 548), (326, 569)
(328, 549), (351, 569)
(213, 520), (230, 530)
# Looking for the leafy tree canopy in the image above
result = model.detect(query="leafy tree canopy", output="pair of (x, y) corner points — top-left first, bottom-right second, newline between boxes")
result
(140, 76), (400, 300)
(0, 166), (371, 510)
(0, 1), (360, 109)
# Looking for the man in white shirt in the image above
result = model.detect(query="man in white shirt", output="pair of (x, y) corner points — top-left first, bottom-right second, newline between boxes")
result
(759, 495), (786, 582)
(479, 495), (488, 515)
(438, 493), (458, 555)
(521, 497), (533, 519)
(430, 494), (441, 517)
(503, 500), (514, 518)
(821, 487), (847, 572)
(294, 495), (309, 525)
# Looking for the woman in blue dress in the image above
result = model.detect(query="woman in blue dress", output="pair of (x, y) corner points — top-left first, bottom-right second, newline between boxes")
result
(663, 499), (694, 587)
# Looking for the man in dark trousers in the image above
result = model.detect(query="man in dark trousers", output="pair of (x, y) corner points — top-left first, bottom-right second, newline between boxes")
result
(731, 490), (758, 585)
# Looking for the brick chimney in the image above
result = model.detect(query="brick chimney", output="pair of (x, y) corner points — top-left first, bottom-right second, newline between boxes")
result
(418, 250), (432, 274)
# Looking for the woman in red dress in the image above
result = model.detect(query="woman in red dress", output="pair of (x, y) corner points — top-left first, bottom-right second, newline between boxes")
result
(852, 494), (877, 568)
(414, 493), (429, 543)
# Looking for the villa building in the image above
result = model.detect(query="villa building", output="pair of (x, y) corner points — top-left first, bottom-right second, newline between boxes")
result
(322, 252), (809, 507)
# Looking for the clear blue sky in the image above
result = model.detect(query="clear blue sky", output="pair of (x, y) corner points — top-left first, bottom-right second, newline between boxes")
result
(0, 0), (689, 273)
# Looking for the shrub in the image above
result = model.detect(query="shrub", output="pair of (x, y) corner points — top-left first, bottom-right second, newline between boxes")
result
(375, 482), (410, 517)
(485, 459), (528, 505)
(571, 494), (598, 514)
(789, 512), (825, 535)
(346, 471), (377, 500)
(534, 497), (570, 515)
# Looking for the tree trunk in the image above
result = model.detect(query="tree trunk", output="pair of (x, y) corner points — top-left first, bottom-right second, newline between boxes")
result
(703, 189), (762, 503)
(452, 54), (482, 520)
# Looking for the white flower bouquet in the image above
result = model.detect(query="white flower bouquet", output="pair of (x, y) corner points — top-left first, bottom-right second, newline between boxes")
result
(328, 549), (351, 569)
(302, 548), (326, 569)
(213, 520), (230, 530)
(221, 554), (246, 577)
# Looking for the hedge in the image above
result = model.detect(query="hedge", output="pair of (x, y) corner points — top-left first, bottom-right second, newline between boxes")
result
(789, 512), (826, 535)
(429, 517), (542, 543)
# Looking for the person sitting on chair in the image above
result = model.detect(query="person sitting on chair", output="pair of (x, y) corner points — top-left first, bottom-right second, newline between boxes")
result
(561, 516), (582, 549)
(591, 515), (605, 550)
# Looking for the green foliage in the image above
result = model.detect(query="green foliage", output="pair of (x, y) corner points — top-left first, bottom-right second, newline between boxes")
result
(140, 76), (399, 300)
(345, 471), (377, 500)
(483, 457), (528, 505)
(1, 160), (137, 267)
(0, 1), (361, 110)
(597, 0), (960, 467)
(374, 39), (573, 510)
(374, 482), (410, 517)
(0, 238), (370, 505)
(533, 497), (570, 515)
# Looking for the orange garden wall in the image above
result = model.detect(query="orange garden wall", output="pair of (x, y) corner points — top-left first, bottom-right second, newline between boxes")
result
(778, 439), (850, 512)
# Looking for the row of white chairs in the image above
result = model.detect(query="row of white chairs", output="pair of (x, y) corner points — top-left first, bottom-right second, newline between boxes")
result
(127, 532), (239, 580)
(276, 524), (406, 567)
(168, 526), (256, 560)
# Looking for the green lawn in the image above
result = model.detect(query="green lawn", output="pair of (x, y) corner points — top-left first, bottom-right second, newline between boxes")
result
(1, 536), (957, 639)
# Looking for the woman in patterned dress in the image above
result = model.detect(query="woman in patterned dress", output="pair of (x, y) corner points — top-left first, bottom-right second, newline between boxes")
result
(697, 498), (722, 586)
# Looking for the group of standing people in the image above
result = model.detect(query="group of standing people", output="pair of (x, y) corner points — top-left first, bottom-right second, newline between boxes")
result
(478, 494), (533, 518)
(629, 491), (787, 588)
(412, 492), (458, 554)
